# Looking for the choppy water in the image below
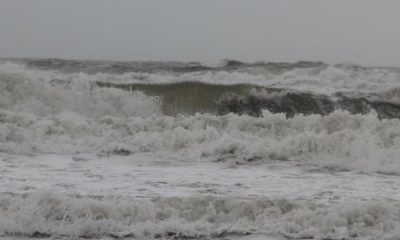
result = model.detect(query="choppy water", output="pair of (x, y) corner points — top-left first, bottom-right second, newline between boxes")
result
(1, 58), (400, 239)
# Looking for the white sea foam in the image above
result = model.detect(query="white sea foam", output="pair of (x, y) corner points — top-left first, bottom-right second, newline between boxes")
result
(1, 62), (400, 173)
(0, 192), (399, 239)
(2, 61), (400, 239)
(1, 106), (400, 173)
(0, 63), (162, 118)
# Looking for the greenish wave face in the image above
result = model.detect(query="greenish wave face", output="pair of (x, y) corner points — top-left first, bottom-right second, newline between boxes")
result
(96, 81), (400, 119)
(96, 81), (264, 115)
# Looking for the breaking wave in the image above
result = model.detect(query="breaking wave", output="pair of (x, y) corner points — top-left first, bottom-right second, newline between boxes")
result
(97, 81), (400, 118)
(0, 63), (162, 118)
(1, 60), (400, 173)
(0, 192), (399, 239)
(2, 109), (400, 174)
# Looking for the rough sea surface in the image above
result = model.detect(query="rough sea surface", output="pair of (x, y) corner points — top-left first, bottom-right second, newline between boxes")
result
(1, 58), (400, 239)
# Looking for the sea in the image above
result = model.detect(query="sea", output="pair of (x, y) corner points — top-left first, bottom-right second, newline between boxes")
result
(1, 58), (400, 240)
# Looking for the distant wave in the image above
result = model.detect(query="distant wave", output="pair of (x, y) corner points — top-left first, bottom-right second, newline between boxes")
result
(3, 58), (326, 74)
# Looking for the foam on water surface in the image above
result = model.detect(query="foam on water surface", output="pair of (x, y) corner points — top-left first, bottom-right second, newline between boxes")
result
(1, 109), (400, 174)
(2, 59), (400, 239)
(1, 153), (400, 239)
(2, 153), (400, 201)
(0, 189), (399, 239)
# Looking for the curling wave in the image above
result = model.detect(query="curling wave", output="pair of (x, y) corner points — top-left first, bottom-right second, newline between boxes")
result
(97, 81), (400, 118)
(2, 60), (400, 173)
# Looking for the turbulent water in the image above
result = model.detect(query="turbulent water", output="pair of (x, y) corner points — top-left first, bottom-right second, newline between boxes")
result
(1, 58), (400, 239)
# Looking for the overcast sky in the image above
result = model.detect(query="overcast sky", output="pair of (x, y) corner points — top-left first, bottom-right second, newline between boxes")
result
(1, 0), (400, 66)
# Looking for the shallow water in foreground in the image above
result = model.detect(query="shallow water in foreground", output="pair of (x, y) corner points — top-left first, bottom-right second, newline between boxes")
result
(1, 153), (400, 239)
(2, 153), (400, 202)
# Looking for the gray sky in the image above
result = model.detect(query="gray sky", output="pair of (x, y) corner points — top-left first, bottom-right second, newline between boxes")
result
(1, 0), (400, 66)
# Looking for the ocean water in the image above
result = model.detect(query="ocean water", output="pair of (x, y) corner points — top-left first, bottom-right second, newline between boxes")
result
(1, 59), (400, 239)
